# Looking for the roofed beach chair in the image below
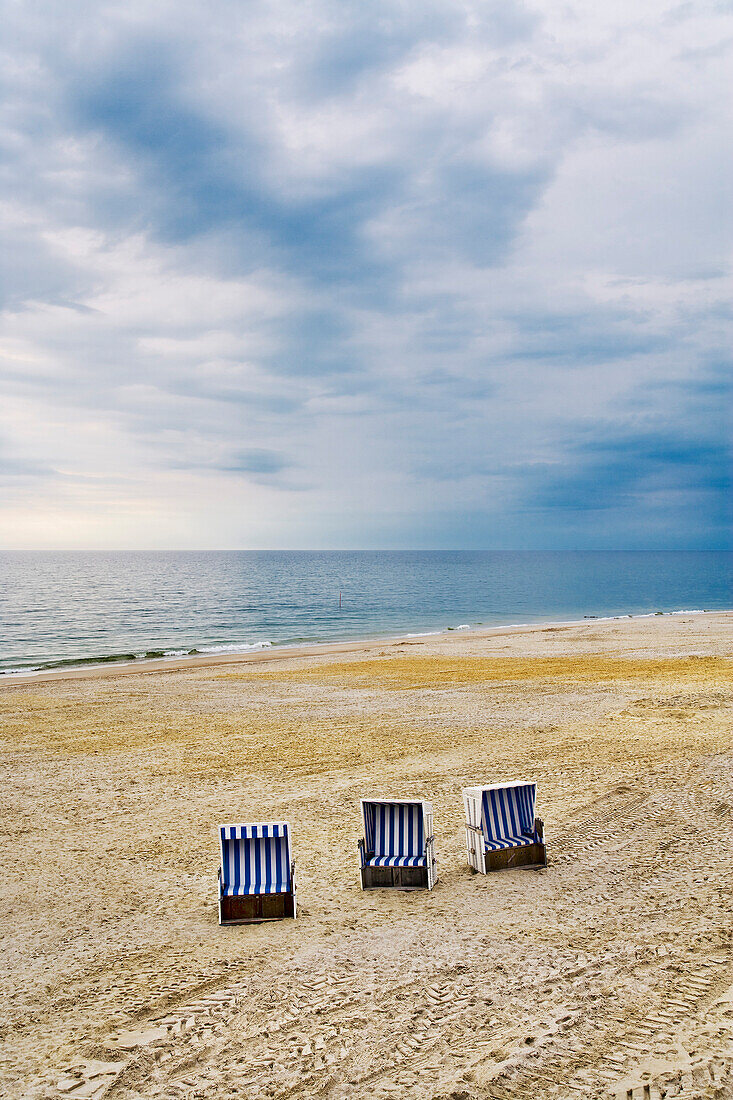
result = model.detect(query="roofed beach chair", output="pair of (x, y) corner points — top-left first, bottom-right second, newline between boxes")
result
(358, 799), (437, 890)
(218, 822), (296, 924)
(463, 782), (546, 873)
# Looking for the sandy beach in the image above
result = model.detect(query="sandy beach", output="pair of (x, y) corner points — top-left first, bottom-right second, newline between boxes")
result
(1, 611), (732, 1100)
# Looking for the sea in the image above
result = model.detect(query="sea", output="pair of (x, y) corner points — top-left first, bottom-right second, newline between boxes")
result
(0, 550), (730, 676)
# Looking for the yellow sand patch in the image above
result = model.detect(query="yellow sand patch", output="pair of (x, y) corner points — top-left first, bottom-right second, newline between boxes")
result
(0, 691), (455, 767)
(1, 655), (728, 765)
(1, 693), (723, 779)
(220, 654), (732, 690)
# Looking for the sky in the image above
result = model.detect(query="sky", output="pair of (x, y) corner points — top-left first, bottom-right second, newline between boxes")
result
(1, 0), (731, 550)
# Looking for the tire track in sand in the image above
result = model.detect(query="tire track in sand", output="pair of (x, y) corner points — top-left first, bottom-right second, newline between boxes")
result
(44, 765), (732, 1100)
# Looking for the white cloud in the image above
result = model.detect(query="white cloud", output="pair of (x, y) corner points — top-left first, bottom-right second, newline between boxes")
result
(0, 0), (730, 548)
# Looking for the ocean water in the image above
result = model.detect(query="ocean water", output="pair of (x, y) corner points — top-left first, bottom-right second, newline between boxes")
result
(0, 550), (730, 675)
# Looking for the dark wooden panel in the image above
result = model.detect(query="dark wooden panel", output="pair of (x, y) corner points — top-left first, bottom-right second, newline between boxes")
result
(484, 842), (547, 872)
(219, 891), (295, 924)
(360, 864), (429, 890)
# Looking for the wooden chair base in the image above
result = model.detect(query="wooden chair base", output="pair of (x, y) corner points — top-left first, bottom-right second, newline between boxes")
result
(483, 842), (547, 872)
(360, 864), (430, 890)
(219, 892), (296, 924)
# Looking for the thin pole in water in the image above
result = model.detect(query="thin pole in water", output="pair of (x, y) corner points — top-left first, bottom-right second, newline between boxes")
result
(339, 591), (342, 609)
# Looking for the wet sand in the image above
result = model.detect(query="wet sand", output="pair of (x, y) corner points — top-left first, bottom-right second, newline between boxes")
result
(1, 611), (732, 1099)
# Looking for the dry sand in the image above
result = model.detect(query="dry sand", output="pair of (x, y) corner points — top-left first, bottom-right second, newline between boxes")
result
(1, 612), (732, 1100)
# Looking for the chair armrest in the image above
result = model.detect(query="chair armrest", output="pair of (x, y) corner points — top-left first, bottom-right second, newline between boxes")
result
(465, 823), (484, 834)
(357, 839), (376, 868)
(534, 817), (544, 841)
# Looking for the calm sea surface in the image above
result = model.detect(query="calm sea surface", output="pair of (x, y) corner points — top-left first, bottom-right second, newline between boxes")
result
(0, 550), (730, 675)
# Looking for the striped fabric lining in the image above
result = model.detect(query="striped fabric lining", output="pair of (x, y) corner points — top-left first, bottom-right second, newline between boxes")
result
(367, 854), (427, 868)
(363, 802), (424, 859)
(222, 883), (290, 896)
(484, 834), (535, 852)
(481, 784), (536, 846)
(221, 823), (288, 840)
(219, 824), (291, 897)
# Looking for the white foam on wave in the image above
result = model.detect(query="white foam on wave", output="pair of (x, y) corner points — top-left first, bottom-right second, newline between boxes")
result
(406, 623), (472, 638)
(0, 608), (723, 677)
(585, 613), (657, 622)
(187, 640), (273, 655)
(480, 608), (721, 632)
(0, 640), (275, 676)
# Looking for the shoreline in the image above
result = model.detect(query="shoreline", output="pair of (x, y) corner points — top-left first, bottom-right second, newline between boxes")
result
(1, 606), (728, 688)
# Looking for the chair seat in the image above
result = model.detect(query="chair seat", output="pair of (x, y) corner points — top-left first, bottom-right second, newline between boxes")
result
(367, 854), (427, 868)
(484, 834), (537, 852)
(220, 882), (290, 897)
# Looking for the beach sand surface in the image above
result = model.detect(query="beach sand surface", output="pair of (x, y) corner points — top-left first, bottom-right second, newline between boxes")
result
(1, 612), (732, 1099)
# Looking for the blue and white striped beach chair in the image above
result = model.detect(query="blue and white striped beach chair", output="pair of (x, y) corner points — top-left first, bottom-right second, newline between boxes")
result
(463, 782), (546, 873)
(218, 822), (296, 924)
(358, 799), (437, 890)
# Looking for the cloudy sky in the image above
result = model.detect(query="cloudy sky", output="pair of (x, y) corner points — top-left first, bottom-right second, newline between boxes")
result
(1, 0), (731, 549)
